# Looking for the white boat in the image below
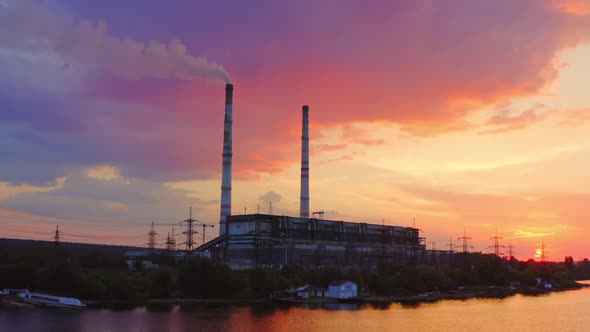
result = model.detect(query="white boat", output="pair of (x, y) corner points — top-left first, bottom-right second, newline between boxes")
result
(3, 289), (86, 309)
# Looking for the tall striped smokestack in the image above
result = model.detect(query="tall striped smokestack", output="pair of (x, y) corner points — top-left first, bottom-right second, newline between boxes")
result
(219, 83), (233, 235)
(300, 105), (310, 218)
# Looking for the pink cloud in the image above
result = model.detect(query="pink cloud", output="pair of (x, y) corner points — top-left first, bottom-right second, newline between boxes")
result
(5, 0), (590, 182)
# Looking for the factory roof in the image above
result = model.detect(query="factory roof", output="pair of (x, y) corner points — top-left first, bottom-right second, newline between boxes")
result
(227, 214), (419, 231)
(329, 280), (356, 287)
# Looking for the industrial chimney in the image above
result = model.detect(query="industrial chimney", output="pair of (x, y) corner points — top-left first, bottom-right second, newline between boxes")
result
(219, 83), (233, 235)
(300, 105), (310, 218)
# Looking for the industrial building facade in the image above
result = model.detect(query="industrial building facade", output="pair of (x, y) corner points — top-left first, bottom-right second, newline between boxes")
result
(206, 214), (426, 270)
(195, 83), (445, 271)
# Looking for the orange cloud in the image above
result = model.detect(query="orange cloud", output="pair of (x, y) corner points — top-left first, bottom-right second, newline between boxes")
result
(482, 106), (549, 134)
(552, 0), (590, 15)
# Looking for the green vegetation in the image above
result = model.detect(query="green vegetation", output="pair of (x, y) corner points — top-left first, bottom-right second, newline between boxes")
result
(0, 245), (586, 304)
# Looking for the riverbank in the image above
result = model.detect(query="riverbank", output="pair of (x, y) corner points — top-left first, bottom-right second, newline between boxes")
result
(4, 285), (590, 332)
(78, 282), (587, 309)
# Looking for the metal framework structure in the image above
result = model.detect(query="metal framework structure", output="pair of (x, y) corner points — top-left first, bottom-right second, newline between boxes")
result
(458, 227), (473, 253)
(165, 228), (177, 251)
(488, 228), (505, 256)
(539, 240), (549, 262)
(209, 214), (426, 269)
(182, 208), (199, 253)
(447, 236), (455, 253)
(147, 222), (157, 251)
(53, 225), (60, 247)
(507, 240), (516, 259)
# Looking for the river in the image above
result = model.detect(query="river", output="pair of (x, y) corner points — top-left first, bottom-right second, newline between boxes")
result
(1, 285), (590, 331)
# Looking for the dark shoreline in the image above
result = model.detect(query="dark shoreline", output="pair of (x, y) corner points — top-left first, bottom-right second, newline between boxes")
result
(80, 283), (588, 309)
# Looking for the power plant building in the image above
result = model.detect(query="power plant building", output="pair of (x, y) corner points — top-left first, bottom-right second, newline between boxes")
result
(201, 214), (425, 270)
(199, 83), (431, 270)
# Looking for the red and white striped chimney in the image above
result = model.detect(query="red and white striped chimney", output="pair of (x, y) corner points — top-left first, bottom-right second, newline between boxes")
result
(219, 83), (233, 235)
(300, 105), (310, 218)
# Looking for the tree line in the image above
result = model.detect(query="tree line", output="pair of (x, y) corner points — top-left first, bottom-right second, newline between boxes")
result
(0, 247), (586, 303)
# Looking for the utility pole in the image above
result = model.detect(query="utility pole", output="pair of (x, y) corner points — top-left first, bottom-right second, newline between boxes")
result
(165, 228), (177, 252)
(53, 225), (60, 247)
(165, 232), (172, 251)
(458, 227), (472, 253)
(507, 240), (516, 259)
(200, 223), (215, 246)
(539, 240), (549, 263)
(488, 228), (505, 256)
(429, 241), (438, 267)
(147, 222), (157, 251)
(182, 207), (199, 254)
(447, 236), (455, 252)
(170, 228), (176, 251)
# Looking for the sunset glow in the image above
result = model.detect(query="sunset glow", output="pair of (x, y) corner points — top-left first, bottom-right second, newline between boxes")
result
(1, 0), (590, 261)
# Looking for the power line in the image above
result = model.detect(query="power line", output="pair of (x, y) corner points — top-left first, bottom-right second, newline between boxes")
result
(447, 236), (455, 252)
(507, 240), (516, 258)
(429, 241), (437, 251)
(1, 226), (145, 240)
(63, 233), (145, 239)
(0, 208), (180, 227)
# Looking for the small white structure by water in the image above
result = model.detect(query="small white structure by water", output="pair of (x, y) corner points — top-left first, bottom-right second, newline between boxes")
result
(328, 280), (357, 299)
(1, 289), (86, 309)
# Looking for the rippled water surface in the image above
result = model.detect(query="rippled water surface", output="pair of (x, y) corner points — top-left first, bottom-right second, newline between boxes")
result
(2, 285), (590, 332)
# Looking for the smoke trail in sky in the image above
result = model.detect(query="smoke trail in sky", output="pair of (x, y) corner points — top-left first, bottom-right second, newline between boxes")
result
(0, 1), (231, 83)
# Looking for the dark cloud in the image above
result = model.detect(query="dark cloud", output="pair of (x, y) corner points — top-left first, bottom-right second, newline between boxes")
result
(0, 168), (202, 223)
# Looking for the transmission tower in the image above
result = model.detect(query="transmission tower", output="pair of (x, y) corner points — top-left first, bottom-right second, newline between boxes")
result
(170, 228), (176, 251)
(165, 228), (177, 252)
(488, 228), (505, 256)
(53, 225), (61, 246)
(147, 222), (157, 251)
(507, 240), (516, 259)
(447, 236), (455, 252)
(165, 232), (171, 251)
(539, 240), (549, 262)
(457, 227), (473, 253)
(182, 207), (199, 253)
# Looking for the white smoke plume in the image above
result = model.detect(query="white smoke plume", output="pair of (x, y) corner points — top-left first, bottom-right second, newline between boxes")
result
(258, 191), (282, 204)
(0, 1), (231, 83)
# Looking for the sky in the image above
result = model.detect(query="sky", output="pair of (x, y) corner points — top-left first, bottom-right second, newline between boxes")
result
(1, 0), (590, 260)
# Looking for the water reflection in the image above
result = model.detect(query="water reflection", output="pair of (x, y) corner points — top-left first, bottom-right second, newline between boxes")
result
(363, 302), (391, 310)
(145, 303), (176, 312)
(321, 302), (359, 311)
(1, 286), (590, 332)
